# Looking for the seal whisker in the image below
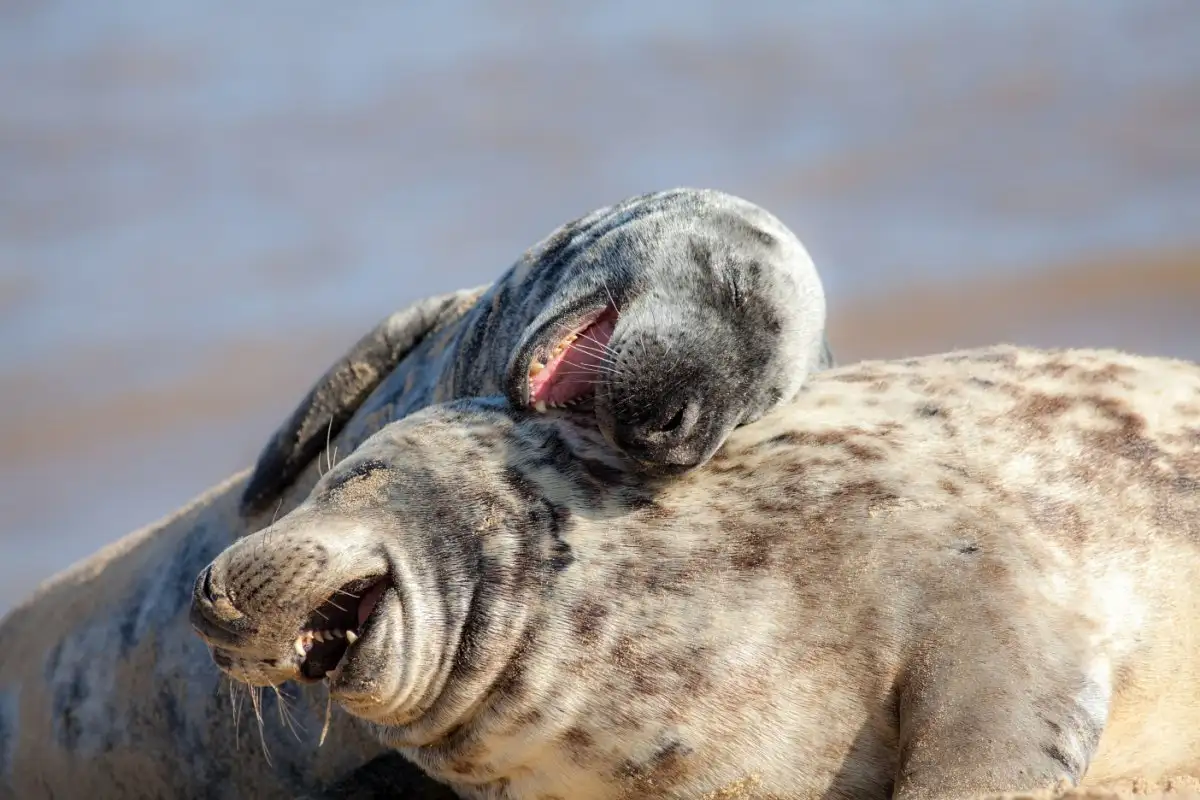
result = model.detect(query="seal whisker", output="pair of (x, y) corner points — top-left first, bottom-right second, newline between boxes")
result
(318, 686), (333, 748)
(599, 275), (620, 317)
(323, 598), (350, 614)
(318, 416), (335, 478)
(562, 340), (617, 361)
(248, 685), (273, 767)
(272, 684), (304, 743)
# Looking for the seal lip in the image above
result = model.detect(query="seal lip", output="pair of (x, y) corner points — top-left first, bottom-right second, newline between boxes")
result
(324, 578), (399, 696)
(291, 574), (389, 684)
(508, 297), (618, 408)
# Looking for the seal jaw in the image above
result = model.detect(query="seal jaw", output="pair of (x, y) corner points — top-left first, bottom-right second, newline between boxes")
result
(293, 576), (388, 683)
(510, 304), (618, 412)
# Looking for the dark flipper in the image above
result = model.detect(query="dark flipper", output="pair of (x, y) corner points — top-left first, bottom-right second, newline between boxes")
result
(239, 288), (481, 517)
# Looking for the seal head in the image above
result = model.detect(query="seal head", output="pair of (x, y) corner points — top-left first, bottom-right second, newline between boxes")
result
(504, 188), (829, 470)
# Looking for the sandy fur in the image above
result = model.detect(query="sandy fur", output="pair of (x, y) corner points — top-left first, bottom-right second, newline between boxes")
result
(199, 345), (1200, 799)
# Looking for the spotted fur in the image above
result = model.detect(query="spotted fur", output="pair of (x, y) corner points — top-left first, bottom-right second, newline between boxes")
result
(198, 345), (1200, 800)
(0, 188), (830, 800)
(241, 186), (831, 515)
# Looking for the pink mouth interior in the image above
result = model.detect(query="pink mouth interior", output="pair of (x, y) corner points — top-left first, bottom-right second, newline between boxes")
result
(357, 581), (387, 629)
(528, 308), (617, 406)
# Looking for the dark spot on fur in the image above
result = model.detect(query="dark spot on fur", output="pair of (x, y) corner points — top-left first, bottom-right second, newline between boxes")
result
(688, 239), (713, 273)
(51, 666), (87, 752)
(1080, 362), (1136, 384)
(955, 541), (980, 555)
(1082, 394), (1159, 464)
(619, 738), (691, 788)
(938, 461), (972, 480)
(572, 600), (610, 644)
(916, 403), (943, 418)
(938, 479), (962, 497)
(838, 479), (898, 507)
(844, 440), (887, 462)
(502, 466), (576, 572)
(562, 726), (594, 754)
(637, 501), (676, 521)
(970, 377), (996, 389)
(1021, 392), (1074, 421)
(731, 526), (775, 571)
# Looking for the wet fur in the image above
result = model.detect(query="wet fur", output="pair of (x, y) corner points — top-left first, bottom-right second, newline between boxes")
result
(200, 345), (1200, 800)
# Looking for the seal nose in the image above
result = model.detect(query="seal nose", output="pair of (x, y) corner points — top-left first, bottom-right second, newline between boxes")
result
(189, 563), (252, 643)
(613, 399), (703, 467)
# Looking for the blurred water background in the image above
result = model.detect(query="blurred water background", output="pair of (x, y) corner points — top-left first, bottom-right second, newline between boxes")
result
(2, 1), (1199, 613)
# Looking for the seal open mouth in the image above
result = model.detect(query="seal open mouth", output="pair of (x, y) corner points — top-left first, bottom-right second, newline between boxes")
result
(526, 306), (618, 411)
(294, 576), (388, 682)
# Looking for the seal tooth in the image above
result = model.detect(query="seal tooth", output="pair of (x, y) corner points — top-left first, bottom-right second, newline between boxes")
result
(332, 629), (344, 638)
(314, 631), (327, 642)
(345, 630), (359, 644)
(534, 401), (547, 413)
(529, 361), (545, 376)
(294, 638), (306, 658)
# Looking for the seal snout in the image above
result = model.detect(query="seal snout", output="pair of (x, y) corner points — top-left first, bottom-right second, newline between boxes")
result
(189, 563), (253, 644)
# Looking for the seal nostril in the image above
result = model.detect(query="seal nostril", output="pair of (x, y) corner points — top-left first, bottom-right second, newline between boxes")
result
(661, 406), (687, 435)
(200, 564), (219, 604)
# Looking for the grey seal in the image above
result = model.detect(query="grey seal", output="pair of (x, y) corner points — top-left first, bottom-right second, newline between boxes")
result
(240, 186), (831, 516)
(195, 344), (1200, 799)
(0, 187), (831, 799)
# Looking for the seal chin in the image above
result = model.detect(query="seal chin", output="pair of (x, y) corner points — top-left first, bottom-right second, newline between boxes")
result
(520, 305), (618, 412)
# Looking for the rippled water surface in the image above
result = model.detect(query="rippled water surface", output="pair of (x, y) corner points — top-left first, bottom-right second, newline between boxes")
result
(2, 1), (1199, 611)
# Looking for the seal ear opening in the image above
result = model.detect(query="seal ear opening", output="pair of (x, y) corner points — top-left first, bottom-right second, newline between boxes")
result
(239, 288), (481, 518)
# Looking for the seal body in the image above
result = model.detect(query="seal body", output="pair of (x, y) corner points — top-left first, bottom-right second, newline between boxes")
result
(0, 188), (830, 799)
(195, 345), (1200, 800)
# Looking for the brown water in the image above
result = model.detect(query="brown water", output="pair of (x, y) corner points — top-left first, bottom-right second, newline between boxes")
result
(1, 1), (1199, 612)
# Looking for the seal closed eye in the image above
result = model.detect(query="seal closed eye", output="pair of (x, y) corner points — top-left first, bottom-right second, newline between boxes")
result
(239, 187), (832, 516)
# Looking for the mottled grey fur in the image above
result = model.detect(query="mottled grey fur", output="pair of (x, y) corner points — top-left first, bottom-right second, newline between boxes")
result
(197, 345), (1200, 800)
(0, 187), (830, 800)
(242, 187), (830, 515)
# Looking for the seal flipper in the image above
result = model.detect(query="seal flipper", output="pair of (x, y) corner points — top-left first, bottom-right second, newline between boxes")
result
(894, 634), (1109, 799)
(239, 287), (483, 518)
